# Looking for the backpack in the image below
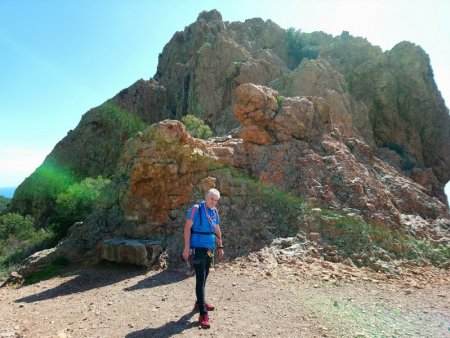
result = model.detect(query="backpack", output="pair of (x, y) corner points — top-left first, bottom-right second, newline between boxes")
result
(190, 202), (219, 238)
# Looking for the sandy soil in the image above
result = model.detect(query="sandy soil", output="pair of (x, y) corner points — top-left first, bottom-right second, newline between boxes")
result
(1, 258), (449, 338)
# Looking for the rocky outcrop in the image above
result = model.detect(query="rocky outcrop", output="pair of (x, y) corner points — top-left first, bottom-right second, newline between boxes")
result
(113, 79), (171, 122)
(234, 82), (332, 144)
(54, 120), (306, 261)
(99, 239), (162, 267)
(270, 59), (366, 139)
(11, 83), (449, 276)
(232, 84), (448, 227)
(154, 10), (288, 134)
(57, 84), (448, 263)
(1, 248), (62, 284)
(320, 37), (450, 200)
(153, 14), (450, 204)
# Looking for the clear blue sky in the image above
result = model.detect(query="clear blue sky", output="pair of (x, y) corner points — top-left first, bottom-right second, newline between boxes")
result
(0, 0), (449, 201)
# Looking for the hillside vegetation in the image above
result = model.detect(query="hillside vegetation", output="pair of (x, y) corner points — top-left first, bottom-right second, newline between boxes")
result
(0, 196), (10, 213)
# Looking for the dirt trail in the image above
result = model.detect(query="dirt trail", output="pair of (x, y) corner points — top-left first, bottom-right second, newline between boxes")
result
(1, 261), (449, 338)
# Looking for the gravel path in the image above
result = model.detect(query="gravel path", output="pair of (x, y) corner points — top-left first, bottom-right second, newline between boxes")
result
(1, 260), (449, 338)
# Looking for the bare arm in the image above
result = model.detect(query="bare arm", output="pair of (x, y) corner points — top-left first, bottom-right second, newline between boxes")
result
(215, 224), (224, 259)
(214, 225), (223, 247)
(182, 219), (193, 261)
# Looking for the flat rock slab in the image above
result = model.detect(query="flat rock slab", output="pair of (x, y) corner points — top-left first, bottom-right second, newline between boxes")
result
(99, 239), (162, 267)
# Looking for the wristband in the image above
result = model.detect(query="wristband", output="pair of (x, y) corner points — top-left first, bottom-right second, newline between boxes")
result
(218, 246), (224, 249)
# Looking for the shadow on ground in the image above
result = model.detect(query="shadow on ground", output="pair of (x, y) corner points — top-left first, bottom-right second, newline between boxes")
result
(15, 262), (142, 303)
(125, 310), (198, 338)
(123, 265), (193, 292)
(15, 262), (192, 303)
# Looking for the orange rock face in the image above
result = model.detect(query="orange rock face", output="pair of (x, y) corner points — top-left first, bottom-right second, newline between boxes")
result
(119, 84), (448, 243)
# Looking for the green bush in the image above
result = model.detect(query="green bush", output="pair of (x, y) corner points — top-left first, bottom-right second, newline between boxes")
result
(181, 114), (213, 139)
(284, 28), (320, 68)
(53, 176), (112, 235)
(0, 213), (55, 277)
(0, 196), (10, 213)
(277, 96), (284, 111)
(0, 176), (114, 277)
(102, 101), (147, 135)
(0, 213), (35, 241)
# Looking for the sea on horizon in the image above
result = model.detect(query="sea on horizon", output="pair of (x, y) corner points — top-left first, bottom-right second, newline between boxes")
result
(0, 187), (16, 199)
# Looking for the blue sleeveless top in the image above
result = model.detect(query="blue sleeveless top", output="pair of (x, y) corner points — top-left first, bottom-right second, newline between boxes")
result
(186, 201), (220, 249)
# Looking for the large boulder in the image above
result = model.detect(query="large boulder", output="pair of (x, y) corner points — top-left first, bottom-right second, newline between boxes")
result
(99, 239), (162, 267)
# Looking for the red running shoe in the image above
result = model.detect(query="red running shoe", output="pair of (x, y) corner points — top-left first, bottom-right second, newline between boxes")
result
(194, 301), (215, 311)
(199, 314), (211, 329)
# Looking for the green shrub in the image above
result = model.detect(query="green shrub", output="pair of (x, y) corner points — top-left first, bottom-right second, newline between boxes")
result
(0, 213), (55, 277)
(284, 28), (321, 68)
(0, 196), (10, 213)
(0, 177), (114, 278)
(102, 101), (147, 134)
(53, 176), (112, 236)
(277, 96), (284, 111)
(0, 213), (35, 241)
(181, 114), (213, 139)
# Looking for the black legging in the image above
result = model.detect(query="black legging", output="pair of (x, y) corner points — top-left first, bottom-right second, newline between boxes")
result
(193, 248), (212, 315)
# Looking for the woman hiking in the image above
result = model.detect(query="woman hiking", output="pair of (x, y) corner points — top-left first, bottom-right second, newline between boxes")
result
(182, 188), (224, 329)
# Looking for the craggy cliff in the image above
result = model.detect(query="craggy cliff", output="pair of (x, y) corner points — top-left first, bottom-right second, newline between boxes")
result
(6, 10), (450, 271)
